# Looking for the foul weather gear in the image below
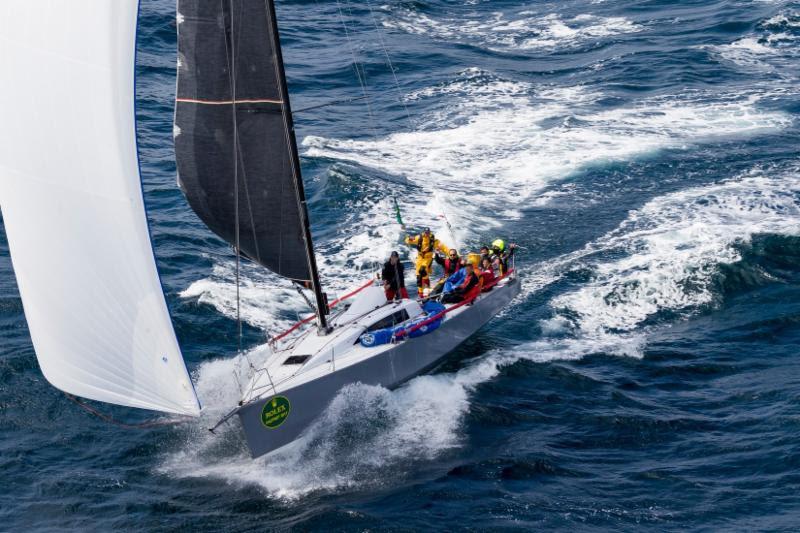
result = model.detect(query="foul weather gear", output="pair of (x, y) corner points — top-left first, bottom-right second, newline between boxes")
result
(405, 232), (450, 279)
(480, 267), (496, 291)
(381, 259), (408, 301)
(442, 269), (481, 304)
(434, 252), (463, 277)
(385, 286), (409, 301)
(417, 265), (431, 298)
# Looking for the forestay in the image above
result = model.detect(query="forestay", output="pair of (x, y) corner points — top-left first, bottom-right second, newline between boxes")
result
(0, 1), (200, 416)
(175, 0), (313, 282)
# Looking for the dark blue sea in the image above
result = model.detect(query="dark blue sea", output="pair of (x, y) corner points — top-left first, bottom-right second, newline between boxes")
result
(3, 0), (800, 529)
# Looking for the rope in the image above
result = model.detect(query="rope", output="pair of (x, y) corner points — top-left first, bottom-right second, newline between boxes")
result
(269, 278), (374, 344)
(65, 394), (193, 430)
(294, 94), (370, 113)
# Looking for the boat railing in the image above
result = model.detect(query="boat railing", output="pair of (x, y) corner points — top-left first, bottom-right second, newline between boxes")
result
(269, 264), (517, 347)
(269, 278), (376, 345)
(392, 268), (516, 341)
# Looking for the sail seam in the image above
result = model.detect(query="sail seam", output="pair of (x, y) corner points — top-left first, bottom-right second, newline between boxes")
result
(175, 97), (283, 104)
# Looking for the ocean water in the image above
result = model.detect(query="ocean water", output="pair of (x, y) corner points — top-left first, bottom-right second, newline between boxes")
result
(2, 0), (800, 529)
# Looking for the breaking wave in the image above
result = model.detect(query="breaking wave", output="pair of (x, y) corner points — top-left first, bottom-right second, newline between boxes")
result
(305, 71), (790, 232)
(183, 69), (790, 335)
(708, 9), (800, 73)
(548, 168), (800, 342)
(169, 27), (796, 497)
(384, 7), (643, 53)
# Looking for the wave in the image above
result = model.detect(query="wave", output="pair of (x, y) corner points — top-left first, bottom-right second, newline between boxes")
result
(180, 66), (791, 337)
(163, 164), (800, 498)
(549, 169), (800, 338)
(383, 7), (642, 53)
(708, 8), (800, 72)
(305, 71), (790, 231)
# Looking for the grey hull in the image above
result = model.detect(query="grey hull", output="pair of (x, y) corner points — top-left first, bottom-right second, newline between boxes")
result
(236, 278), (521, 458)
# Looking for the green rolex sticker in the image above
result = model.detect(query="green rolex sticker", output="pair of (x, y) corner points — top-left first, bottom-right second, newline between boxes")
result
(261, 396), (291, 429)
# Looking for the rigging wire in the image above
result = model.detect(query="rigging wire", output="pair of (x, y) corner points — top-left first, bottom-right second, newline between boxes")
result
(334, 0), (379, 139)
(65, 394), (193, 429)
(363, 0), (414, 128)
(294, 94), (369, 113)
(224, 0), (261, 397)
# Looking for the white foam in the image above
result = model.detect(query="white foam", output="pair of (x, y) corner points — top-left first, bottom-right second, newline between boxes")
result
(383, 9), (642, 52)
(304, 76), (790, 233)
(708, 9), (800, 71)
(551, 170), (800, 337)
(164, 165), (800, 496)
(168, 51), (794, 493)
(180, 259), (307, 333)
(183, 68), (789, 337)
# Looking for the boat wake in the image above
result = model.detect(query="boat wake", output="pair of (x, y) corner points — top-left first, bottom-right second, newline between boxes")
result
(163, 163), (800, 498)
(168, 63), (796, 496)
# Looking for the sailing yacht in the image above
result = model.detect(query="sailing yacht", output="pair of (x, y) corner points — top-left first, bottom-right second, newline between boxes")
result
(0, 0), (519, 459)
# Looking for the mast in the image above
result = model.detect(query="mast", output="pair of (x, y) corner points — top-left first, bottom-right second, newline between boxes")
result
(264, 0), (330, 333)
(174, 0), (330, 334)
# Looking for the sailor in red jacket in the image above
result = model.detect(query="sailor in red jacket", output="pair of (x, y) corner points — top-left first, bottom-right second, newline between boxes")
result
(434, 249), (463, 277)
(480, 257), (496, 291)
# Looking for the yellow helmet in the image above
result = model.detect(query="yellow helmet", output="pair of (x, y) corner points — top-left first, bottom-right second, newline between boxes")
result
(491, 239), (505, 252)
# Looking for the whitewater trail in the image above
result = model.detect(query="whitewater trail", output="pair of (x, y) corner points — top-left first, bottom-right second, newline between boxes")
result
(304, 77), (790, 231)
(163, 162), (800, 497)
(168, 4), (798, 493)
(179, 71), (791, 345)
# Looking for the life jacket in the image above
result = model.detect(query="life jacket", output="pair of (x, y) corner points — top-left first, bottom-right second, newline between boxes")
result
(481, 269), (495, 289)
(459, 271), (481, 301)
(416, 233), (436, 254)
(491, 254), (507, 276)
(444, 257), (460, 276)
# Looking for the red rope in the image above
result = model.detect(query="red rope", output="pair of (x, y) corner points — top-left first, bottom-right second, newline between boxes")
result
(395, 269), (515, 339)
(65, 394), (194, 430)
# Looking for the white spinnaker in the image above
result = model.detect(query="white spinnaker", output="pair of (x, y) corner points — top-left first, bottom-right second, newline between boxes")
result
(0, 1), (200, 415)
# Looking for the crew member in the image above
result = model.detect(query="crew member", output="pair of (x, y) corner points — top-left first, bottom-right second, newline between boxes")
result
(405, 227), (449, 289)
(479, 246), (491, 265)
(480, 257), (496, 291)
(434, 249), (463, 277)
(381, 251), (408, 301)
(417, 265), (430, 298)
(442, 263), (482, 304)
(490, 239), (517, 276)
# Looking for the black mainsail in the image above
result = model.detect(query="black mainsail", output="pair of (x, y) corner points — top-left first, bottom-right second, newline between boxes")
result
(175, 0), (328, 329)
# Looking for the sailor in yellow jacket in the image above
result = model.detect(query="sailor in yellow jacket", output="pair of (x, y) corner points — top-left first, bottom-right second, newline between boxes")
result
(405, 228), (450, 294)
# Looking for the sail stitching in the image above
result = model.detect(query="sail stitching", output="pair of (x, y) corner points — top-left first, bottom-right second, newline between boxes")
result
(176, 97), (283, 105)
